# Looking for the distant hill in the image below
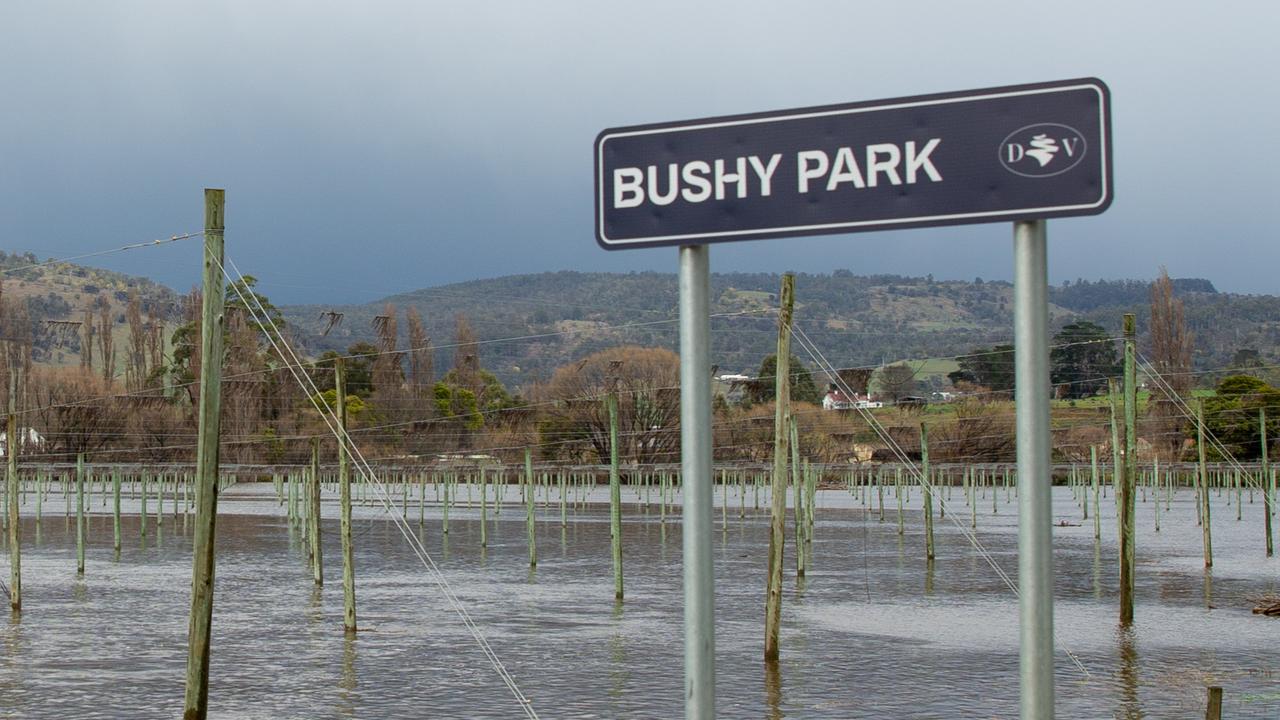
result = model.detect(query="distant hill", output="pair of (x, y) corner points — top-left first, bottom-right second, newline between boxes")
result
(8, 249), (1270, 394)
(0, 250), (181, 367)
(280, 271), (1273, 393)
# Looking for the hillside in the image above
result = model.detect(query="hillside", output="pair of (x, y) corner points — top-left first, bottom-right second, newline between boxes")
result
(0, 250), (181, 367)
(9, 249), (1273, 395)
(281, 271), (1275, 393)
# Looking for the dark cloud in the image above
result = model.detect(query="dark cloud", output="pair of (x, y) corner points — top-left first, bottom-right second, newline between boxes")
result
(1, 1), (1275, 303)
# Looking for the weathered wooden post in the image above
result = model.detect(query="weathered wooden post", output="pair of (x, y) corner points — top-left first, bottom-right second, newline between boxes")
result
(921, 422), (935, 561)
(183, 188), (226, 720)
(1119, 313), (1137, 624)
(1197, 400), (1213, 567)
(76, 453), (85, 575)
(7, 369), (20, 611)
(1109, 379), (1122, 513)
(764, 272), (793, 662)
(479, 466), (488, 548)
(336, 359), (356, 633)
(790, 416), (804, 577)
(112, 468), (121, 553)
(1090, 446), (1101, 541)
(310, 438), (323, 586)
(1262, 408), (1273, 557)
(525, 448), (537, 569)
(607, 396), (621, 596)
(1205, 686), (1222, 720)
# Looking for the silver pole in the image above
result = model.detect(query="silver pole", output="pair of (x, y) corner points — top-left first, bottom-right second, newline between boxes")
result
(1013, 219), (1054, 719)
(679, 244), (715, 719)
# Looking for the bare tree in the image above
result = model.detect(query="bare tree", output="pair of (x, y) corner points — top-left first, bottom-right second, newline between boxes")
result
(1147, 267), (1194, 460)
(96, 296), (114, 387)
(372, 304), (405, 425)
(535, 346), (680, 464)
(451, 313), (481, 396)
(29, 367), (123, 459)
(405, 307), (433, 399)
(124, 290), (149, 393)
(80, 306), (94, 372)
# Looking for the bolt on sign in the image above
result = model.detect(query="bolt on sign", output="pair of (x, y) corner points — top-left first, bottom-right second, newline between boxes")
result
(594, 78), (1111, 249)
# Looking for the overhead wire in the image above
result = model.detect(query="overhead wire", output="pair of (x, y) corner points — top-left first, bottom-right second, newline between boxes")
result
(217, 253), (540, 719)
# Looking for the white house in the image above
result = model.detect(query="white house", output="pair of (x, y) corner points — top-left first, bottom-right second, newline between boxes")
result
(0, 428), (45, 457)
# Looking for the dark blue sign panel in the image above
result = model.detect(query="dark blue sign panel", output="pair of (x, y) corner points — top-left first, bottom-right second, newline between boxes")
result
(595, 78), (1111, 249)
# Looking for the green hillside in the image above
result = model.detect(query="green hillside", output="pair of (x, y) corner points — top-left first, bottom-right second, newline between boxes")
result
(281, 271), (1273, 393)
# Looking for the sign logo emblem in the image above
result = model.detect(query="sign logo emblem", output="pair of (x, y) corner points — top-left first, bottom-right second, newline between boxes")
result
(999, 123), (1087, 178)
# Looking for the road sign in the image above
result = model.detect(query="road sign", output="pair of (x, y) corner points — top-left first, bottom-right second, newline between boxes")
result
(595, 78), (1111, 249)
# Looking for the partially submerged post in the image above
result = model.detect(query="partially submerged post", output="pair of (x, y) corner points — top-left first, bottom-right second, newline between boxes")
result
(608, 395), (620, 596)
(336, 359), (356, 632)
(1197, 400), (1212, 567)
(310, 438), (323, 586)
(921, 422), (935, 561)
(1013, 219), (1054, 717)
(1262, 408), (1272, 557)
(76, 453), (85, 575)
(678, 244), (715, 718)
(525, 448), (537, 569)
(1120, 313), (1137, 623)
(7, 368), (20, 611)
(183, 188), (227, 720)
(764, 273), (794, 662)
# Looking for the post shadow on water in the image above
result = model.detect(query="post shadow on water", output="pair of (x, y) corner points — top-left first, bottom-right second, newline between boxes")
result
(1203, 568), (1214, 609)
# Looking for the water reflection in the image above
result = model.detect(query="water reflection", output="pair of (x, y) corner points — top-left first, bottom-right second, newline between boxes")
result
(1092, 544), (1102, 600)
(1117, 626), (1144, 719)
(608, 604), (628, 703)
(337, 631), (358, 718)
(764, 660), (784, 720)
(1203, 568), (1214, 609)
(924, 558), (935, 596)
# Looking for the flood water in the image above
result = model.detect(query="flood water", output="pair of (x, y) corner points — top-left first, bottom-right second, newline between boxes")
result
(1, 479), (1278, 718)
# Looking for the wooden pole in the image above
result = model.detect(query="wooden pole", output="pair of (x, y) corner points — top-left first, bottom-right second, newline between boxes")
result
(1262, 408), (1273, 557)
(790, 416), (804, 577)
(480, 466), (488, 548)
(1197, 400), (1212, 567)
(112, 469), (121, 553)
(76, 453), (85, 575)
(1119, 313), (1137, 624)
(764, 272), (793, 662)
(310, 438), (323, 586)
(922, 422), (935, 561)
(183, 188), (226, 720)
(1090, 446), (1101, 541)
(607, 396), (621, 595)
(336, 359), (356, 632)
(7, 368), (20, 611)
(1205, 686), (1222, 720)
(525, 448), (537, 569)
(1109, 379), (1122, 513)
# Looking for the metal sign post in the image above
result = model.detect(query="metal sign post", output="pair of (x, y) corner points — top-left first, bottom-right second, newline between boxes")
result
(1013, 218), (1053, 718)
(678, 244), (715, 719)
(595, 78), (1112, 720)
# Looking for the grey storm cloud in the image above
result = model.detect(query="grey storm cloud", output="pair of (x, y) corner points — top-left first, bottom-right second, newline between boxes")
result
(0, 1), (1276, 303)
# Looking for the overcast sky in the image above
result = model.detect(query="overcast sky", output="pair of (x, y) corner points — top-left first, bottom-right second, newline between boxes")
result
(1, 2), (1275, 305)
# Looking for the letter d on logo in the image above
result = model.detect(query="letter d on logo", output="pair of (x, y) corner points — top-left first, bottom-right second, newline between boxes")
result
(1005, 144), (1024, 163)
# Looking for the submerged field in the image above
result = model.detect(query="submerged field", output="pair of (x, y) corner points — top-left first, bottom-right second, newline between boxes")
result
(1, 478), (1278, 718)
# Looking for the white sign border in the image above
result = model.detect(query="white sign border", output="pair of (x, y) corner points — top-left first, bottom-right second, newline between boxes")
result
(596, 81), (1109, 247)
